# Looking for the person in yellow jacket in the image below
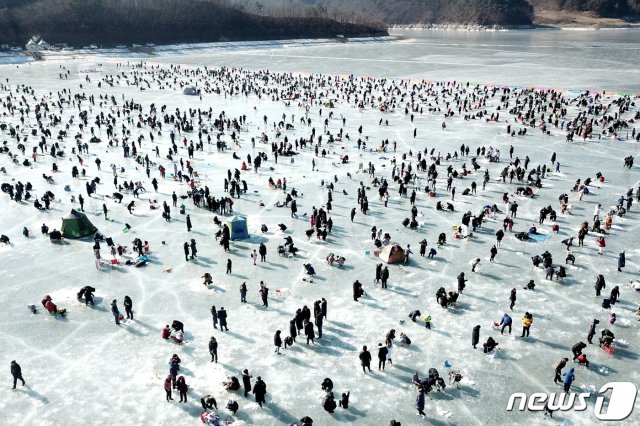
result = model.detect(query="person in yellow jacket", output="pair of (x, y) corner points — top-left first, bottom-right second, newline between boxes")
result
(522, 312), (533, 337)
(424, 315), (431, 330)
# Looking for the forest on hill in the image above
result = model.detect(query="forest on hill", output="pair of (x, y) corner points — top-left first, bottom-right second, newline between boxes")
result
(0, 0), (387, 47)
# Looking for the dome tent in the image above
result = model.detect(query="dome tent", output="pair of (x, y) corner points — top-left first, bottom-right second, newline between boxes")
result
(61, 209), (97, 239)
(378, 243), (405, 264)
(227, 215), (249, 240)
(183, 86), (199, 96)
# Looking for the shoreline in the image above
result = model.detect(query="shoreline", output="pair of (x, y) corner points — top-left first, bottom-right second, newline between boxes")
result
(390, 22), (640, 31)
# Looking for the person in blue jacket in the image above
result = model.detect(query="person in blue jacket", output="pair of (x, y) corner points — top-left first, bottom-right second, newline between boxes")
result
(562, 368), (575, 393)
(499, 313), (512, 335)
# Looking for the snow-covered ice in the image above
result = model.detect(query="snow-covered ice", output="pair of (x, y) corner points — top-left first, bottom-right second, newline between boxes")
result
(0, 34), (639, 426)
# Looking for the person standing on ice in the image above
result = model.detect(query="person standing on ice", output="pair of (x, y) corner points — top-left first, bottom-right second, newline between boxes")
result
(183, 242), (190, 261)
(270, 329), (283, 354)
(209, 337), (218, 363)
(251, 249), (257, 265)
(164, 374), (173, 401)
(123, 295), (133, 320)
(617, 251), (625, 272)
(111, 299), (121, 325)
(315, 310), (323, 338)
(595, 274), (606, 296)
(259, 243), (267, 262)
(377, 343), (388, 371)
(226, 259), (232, 274)
(205, 303), (216, 327)
(587, 319), (599, 344)
(186, 214), (192, 232)
(416, 388), (426, 416)
(554, 357), (569, 384)
(471, 258), (480, 272)
(242, 369), (252, 397)
(499, 313), (512, 335)
(457, 272), (467, 293)
(495, 229), (504, 247)
(359, 346), (372, 373)
(217, 307), (228, 331)
(10, 361), (25, 389)
(240, 282), (247, 303)
(509, 288), (516, 311)
(472, 325), (481, 349)
(176, 376), (188, 402)
(260, 282), (269, 307)
(562, 368), (575, 393)
(489, 245), (498, 263)
(252, 376), (267, 408)
(304, 319), (315, 345)
(521, 312), (533, 337)
(381, 266), (389, 289)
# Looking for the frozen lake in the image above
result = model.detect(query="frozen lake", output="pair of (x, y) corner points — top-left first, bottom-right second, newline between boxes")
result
(0, 30), (639, 426)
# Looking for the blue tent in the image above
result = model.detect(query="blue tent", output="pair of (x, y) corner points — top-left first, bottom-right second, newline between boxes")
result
(227, 215), (249, 240)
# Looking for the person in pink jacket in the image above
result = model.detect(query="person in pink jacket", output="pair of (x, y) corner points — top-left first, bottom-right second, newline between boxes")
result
(164, 374), (173, 401)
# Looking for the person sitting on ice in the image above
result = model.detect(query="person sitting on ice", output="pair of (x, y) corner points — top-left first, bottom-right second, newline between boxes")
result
(523, 280), (536, 291)
(576, 353), (590, 367)
(304, 263), (316, 276)
(161, 325), (172, 340)
(483, 337), (499, 353)
(202, 273), (213, 285)
(171, 320), (184, 333)
(223, 376), (241, 391)
(226, 399), (239, 414)
(599, 329), (615, 348)
(171, 331), (184, 345)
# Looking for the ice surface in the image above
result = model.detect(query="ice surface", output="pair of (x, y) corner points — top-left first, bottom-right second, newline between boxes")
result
(0, 34), (639, 426)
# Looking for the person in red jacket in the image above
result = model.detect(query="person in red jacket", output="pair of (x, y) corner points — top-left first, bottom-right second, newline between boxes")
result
(161, 325), (172, 340)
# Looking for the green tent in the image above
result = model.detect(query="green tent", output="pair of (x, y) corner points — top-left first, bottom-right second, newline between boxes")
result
(61, 209), (97, 239)
(227, 215), (249, 240)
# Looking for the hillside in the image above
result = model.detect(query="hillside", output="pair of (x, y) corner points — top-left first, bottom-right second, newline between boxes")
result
(529, 0), (640, 26)
(528, 0), (640, 18)
(0, 0), (387, 47)
(236, 0), (535, 26)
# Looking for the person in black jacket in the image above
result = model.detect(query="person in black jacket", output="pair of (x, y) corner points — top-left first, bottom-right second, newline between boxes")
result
(457, 272), (467, 293)
(304, 320), (315, 345)
(10, 361), (25, 389)
(209, 337), (218, 363)
(274, 330), (282, 354)
(123, 295), (133, 319)
(253, 376), (267, 407)
(323, 392), (337, 413)
(359, 346), (372, 373)
(353, 280), (364, 301)
(217, 307), (228, 331)
(472, 325), (481, 349)
(377, 343), (388, 371)
(381, 266), (390, 289)
(587, 319), (599, 344)
(201, 394), (218, 410)
(339, 391), (350, 409)
(242, 369), (252, 397)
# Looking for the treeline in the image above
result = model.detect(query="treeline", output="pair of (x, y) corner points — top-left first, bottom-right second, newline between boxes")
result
(528, 0), (640, 17)
(235, 0), (535, 26)
(0, 0), (387, 47)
